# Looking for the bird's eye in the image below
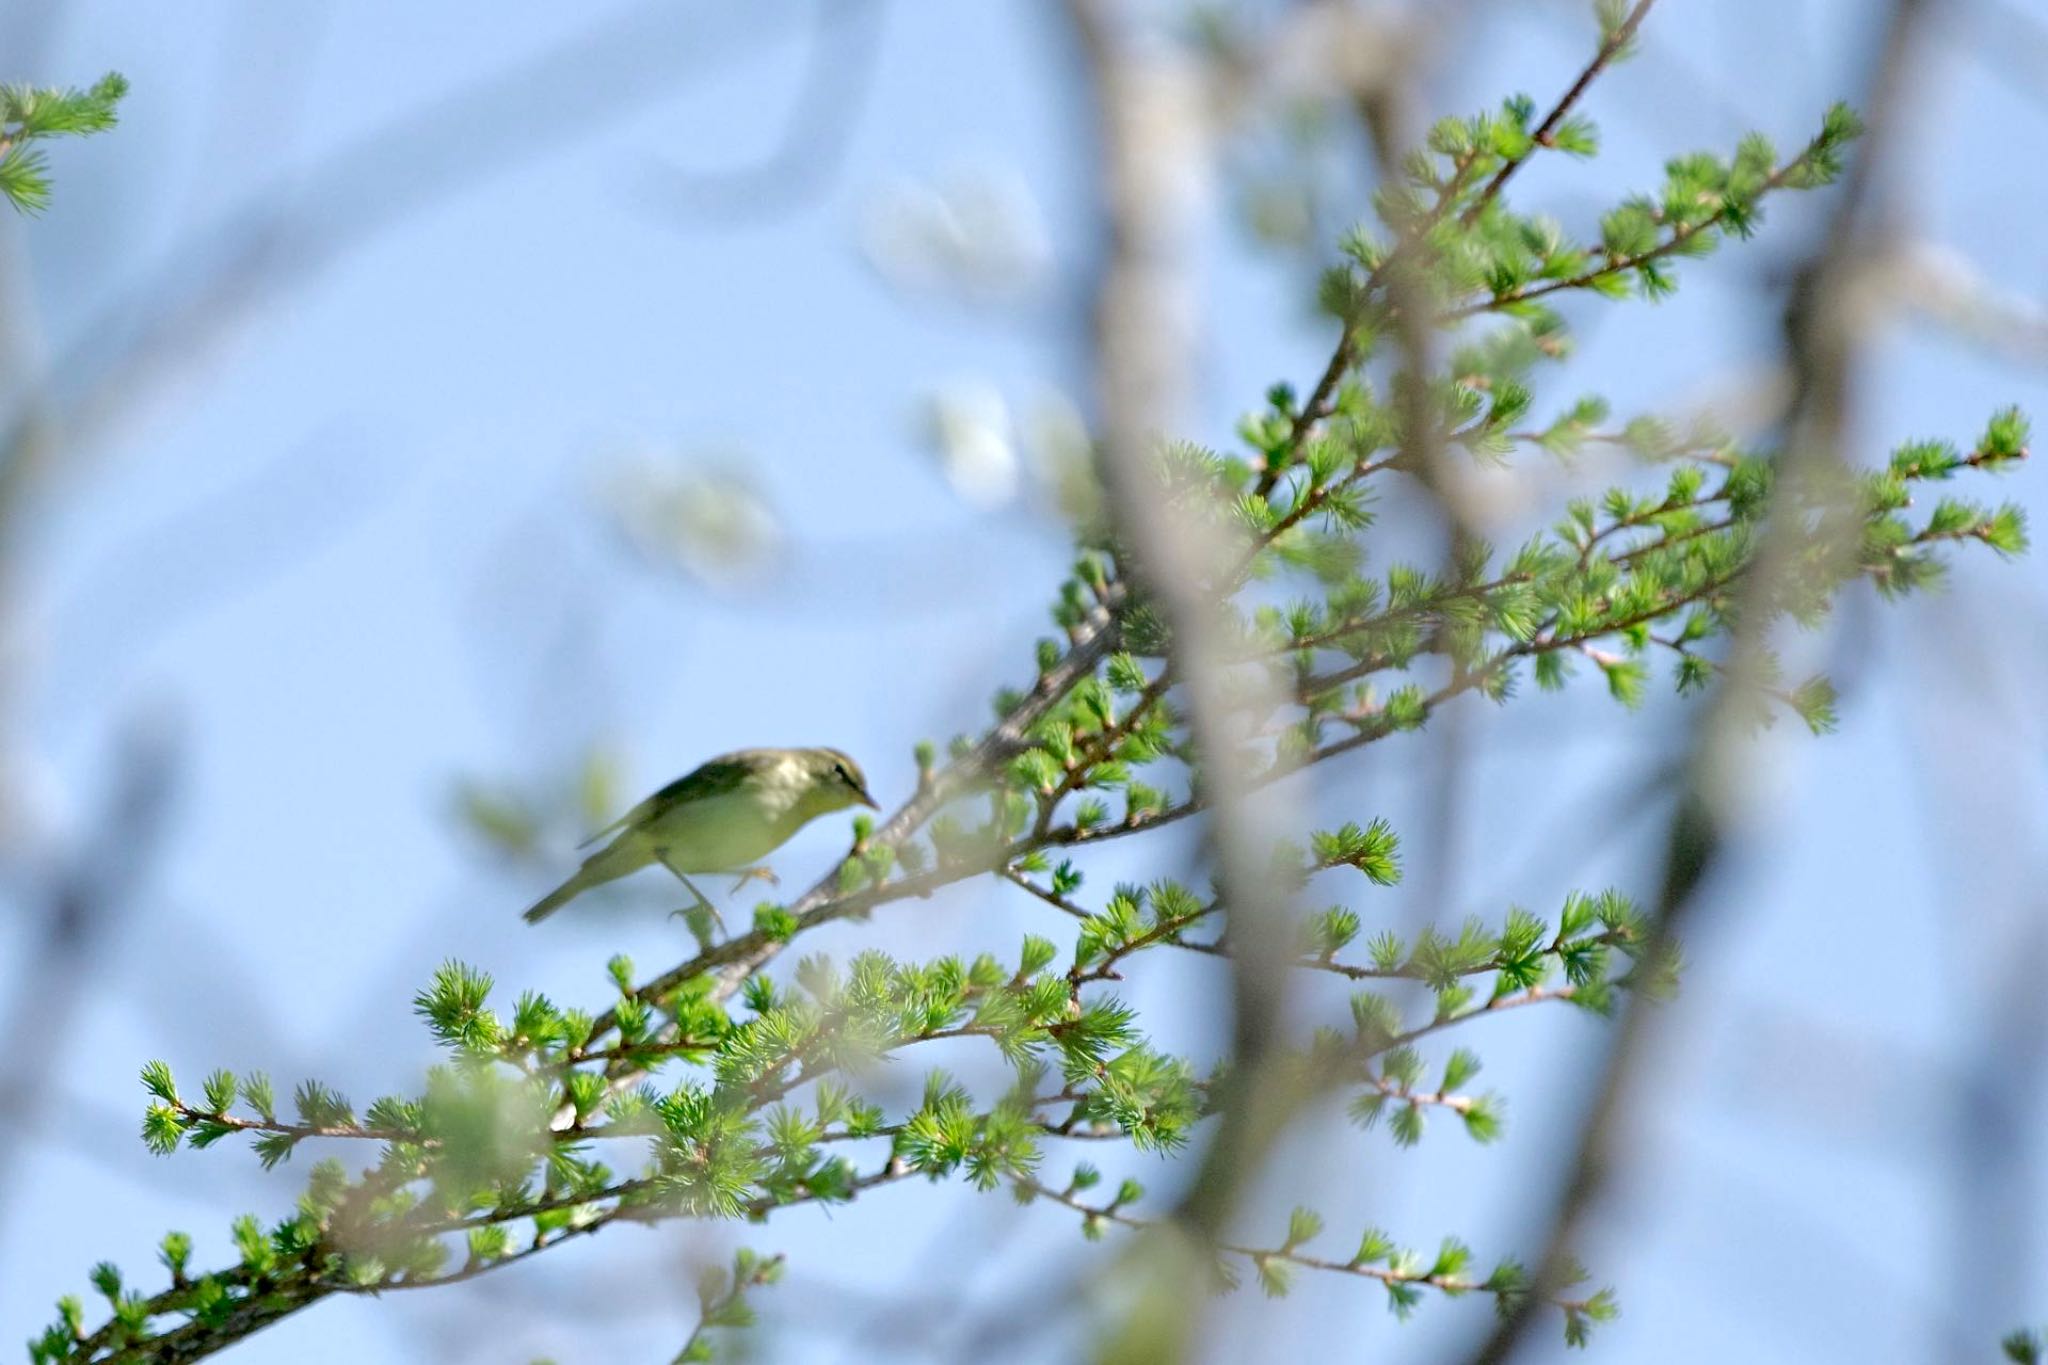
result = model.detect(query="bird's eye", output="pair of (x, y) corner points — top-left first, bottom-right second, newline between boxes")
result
(835, 765), (854, 787)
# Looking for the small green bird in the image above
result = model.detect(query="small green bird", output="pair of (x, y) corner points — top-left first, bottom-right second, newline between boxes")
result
(522, 746), (878, 924)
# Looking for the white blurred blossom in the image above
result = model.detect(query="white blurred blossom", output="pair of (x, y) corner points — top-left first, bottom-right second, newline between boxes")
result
(606, 455), (783, 588)
(1020, 387), (1100, 524)
(921, 382), (1020, 508)
(860, 164), (1053, 304)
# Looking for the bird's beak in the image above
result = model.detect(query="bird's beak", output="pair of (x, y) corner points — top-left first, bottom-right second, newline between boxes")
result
(856, 789), (880, 811)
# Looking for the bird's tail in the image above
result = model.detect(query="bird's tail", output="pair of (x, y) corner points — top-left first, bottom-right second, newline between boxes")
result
(523, 841), (641, 923)
(521, 873), (588, 924)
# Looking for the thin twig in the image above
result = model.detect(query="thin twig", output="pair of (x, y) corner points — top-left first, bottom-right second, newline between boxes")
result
(1458, 0), (1659, 227)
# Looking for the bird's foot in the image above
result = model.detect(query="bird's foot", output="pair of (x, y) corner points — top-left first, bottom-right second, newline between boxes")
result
(728, 866), (779, 896)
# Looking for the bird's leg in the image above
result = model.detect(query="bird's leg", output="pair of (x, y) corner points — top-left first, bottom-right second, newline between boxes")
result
(656, 854), (726, 935)
(727, 866), (779, 897)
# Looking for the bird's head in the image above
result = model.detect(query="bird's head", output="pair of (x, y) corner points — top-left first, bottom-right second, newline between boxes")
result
(790, 746), (880, 816)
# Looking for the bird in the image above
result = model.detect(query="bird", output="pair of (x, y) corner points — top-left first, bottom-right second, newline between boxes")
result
(522, 746), (879, 925)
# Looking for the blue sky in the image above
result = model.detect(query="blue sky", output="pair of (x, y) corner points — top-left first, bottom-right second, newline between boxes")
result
(4, 1), (2045, 1360)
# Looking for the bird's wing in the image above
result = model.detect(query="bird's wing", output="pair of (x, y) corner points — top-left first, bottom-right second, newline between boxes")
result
(577, 757), (756, 849)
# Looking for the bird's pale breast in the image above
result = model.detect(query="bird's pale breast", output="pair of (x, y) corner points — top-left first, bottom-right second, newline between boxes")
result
(638, 773), (808, 871)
